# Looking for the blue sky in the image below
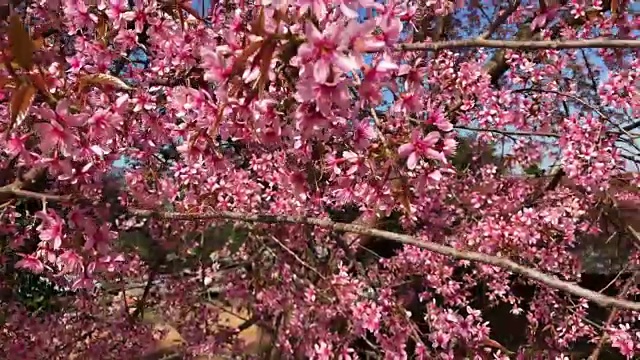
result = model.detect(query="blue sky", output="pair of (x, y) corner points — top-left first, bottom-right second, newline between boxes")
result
(192, 0), (211, 14)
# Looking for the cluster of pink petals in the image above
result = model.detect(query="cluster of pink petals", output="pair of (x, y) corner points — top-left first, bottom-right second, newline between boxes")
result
(0, 0), (638, 359)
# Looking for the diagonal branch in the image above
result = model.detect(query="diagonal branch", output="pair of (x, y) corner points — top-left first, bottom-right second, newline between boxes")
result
(130, 265), (159, 320)
(127, 208), (640, 311)
(588, 270), (639, 359)
(0, 178), (638, 309)
(479, 0), (522, 39)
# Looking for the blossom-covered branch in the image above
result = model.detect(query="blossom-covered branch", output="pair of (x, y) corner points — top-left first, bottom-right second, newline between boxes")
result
(2, 0), (640, 358)
(128, 208), (640, 312)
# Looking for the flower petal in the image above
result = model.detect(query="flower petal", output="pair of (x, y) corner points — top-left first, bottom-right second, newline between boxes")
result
(305, 22), (323, 44)
(407, 152), (418, 170)
(398, 143), (415, 157)
(334, 54), (359, 73)
(313, 61), (330, 84)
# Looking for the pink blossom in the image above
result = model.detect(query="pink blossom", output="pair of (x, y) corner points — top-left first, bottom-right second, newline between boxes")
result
(122, 0), (155, 33)
(298, 22), (360, 84)
(15, 254), (45, 274)
(57, 250), (84, 274)
(297, 0), (328, 19)
(1, 1), (640, 359)
(313, 341), (333, 360)
(105, 0), (129, 23)
(398, 131), (446, 169)
(35, 210), (65, 250)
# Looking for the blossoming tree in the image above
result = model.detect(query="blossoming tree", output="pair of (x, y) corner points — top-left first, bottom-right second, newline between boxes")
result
(1, 0), (640, 358)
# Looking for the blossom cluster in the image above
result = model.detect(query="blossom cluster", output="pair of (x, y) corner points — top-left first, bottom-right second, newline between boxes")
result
(0, 0), (639, 359)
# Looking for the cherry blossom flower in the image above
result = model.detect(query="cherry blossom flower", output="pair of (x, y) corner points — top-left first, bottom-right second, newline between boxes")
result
(398, 131), (446, 169)
(297, 22), (360, 84)
(1, 1), (639, 359)
(35, 210), (65, 250)
(15, 254), (45, 274)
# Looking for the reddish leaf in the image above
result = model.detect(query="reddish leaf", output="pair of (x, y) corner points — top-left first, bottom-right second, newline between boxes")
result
(9, 82), (36, 130)
(96, 13), (109, 45)
(28, 72), (54, 102)
(0, 76), (14, 89)
(79, 73), (133, 92)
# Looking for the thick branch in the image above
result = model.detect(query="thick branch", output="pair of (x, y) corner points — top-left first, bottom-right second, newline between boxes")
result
(3, 181), (635, 311)
(128, 209), (640, 311)
(0, 166), (50, 204)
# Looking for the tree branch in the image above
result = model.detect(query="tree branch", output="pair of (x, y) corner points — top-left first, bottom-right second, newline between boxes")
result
(588, 271), (639, 359)
(127, 208), (640, 311)
(2, 178), (637, 311)
(455, 125), (561, 138)
(479, 0), (522, 39)
(130, 265), (159, 320)
(0, 166), (50, 204)
(395, 37), (640, 52)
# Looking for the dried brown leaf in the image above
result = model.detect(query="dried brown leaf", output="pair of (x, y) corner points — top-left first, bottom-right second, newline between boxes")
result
(228, 40), (264, 80)
(254, 38), (278, 95)
(96, 14), (109, 44)
(254, 7), (266, 36)
(32, 37), (45, 51)
(0, 62), (23, 73)
(28, 72), (54, 102)
(0, 76), (14, 89)
(177, 2), (185, 30)
(8, 15), (36, 70)
(391, 177), (412, 215)
(481, 338), (514, 354)
(9, 82), (37, 130)
(79, 73), (132, 91)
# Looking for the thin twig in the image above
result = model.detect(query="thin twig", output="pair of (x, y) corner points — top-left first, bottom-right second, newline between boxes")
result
(395, 38), (640, 52)
(598, 262), (627, 294)
(127, 208), (640, 311)
(479, 0), (522, 39)
(515, 88), (640, 153)
(269, 235), (326, 280)
(455, 125), (561, 138)
(588, 273), (639, 359)
(130, 265), (159, 320)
